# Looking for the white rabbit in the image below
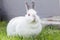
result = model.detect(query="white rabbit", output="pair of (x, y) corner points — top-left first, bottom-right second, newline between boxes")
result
(7, 1), (42, 37)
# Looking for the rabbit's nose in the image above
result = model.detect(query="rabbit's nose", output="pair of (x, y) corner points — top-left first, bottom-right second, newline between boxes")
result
(33, 15), (36, 20)
(33, 15), (35, 18)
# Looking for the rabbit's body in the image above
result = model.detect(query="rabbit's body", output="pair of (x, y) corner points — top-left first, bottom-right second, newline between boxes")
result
(7, 15), (42, 37)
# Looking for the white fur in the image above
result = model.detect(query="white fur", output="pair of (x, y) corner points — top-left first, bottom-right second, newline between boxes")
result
(7, 9), (42, 37)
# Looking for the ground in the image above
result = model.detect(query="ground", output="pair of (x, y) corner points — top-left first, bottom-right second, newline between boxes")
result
(0, 21), (60, 40)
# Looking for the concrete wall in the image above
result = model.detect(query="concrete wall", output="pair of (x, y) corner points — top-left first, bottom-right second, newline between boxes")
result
(0, 0), (2, 8)
(0, 0), (8, 21)
(2, 0), (60, 20)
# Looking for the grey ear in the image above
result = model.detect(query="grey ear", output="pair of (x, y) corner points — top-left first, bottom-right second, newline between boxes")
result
(32, 1), (35, 9)
(25, 2), (30, 11)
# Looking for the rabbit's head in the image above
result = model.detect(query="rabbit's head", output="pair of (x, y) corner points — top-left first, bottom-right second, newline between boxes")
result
(25, 1), (39, 23)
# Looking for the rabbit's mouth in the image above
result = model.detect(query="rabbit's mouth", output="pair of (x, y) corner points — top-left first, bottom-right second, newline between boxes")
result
(32, 19), (35, 22)
(31, 18), (36, 23)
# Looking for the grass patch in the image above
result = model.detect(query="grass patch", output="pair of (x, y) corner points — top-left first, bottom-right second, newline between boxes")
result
(0, 21), (60, 40)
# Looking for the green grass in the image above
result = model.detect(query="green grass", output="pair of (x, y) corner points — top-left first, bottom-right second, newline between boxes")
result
(0, 21), (60, 40)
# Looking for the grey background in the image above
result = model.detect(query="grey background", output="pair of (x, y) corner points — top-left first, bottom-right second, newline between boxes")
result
(0, 0), (2, 8)
(0, 0), (60, 20)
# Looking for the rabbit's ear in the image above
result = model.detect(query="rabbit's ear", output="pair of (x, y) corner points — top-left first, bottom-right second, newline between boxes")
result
(32, 1), (35, 9)
(25, 2), (30, 11)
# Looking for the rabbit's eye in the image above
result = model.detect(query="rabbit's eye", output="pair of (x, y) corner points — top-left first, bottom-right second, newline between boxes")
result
(28, 14), (30, 16)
